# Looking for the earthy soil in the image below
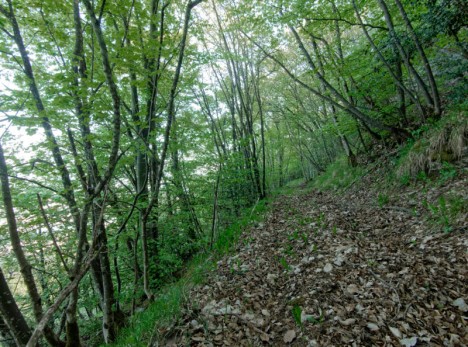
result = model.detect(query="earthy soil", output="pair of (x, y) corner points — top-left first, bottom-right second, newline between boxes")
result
(158, 173), (467, 346)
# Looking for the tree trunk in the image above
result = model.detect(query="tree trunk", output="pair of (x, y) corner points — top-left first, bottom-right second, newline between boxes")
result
(393, 0), (441, 116)
(0, 142), (64, 347)
(351, 0), (425, 120)
(376, 0), (434, 113)
(0, 268), (32, 347)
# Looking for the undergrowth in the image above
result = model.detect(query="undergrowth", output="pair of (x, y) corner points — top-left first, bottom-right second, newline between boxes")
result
(108, 197), (272, 346)
(396, 109), (467, 181)
(310, 156), (366, 191)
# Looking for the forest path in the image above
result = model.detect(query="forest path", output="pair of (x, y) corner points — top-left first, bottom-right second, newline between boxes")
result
(160, 182), (467, 346)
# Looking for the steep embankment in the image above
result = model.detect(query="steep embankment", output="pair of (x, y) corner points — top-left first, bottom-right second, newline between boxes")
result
(154, 173), (467, 346)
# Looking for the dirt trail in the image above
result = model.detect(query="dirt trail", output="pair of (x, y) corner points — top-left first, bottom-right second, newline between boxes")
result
(160, 179), (467, 346)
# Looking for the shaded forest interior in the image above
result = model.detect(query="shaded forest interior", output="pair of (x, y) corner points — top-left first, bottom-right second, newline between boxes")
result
(0, 0), (466, 346)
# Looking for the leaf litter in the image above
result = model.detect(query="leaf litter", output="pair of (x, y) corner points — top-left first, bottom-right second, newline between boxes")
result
(156, 173), (467, 346)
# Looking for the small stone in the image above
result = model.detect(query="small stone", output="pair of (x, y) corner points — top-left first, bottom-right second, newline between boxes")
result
(355, 304), (364, 313)
(367, 322), (379, 331)
(216, 305), (240, 315)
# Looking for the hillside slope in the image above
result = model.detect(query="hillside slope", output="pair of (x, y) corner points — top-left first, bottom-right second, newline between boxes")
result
(153, 171), (467, 346)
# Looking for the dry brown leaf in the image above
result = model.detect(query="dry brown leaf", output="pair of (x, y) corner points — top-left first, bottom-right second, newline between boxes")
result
(283, 329), (296, 343)
(389, 326), (402, 339)
(160, 175), (468, 347)
(323, 263), (333, 273)
(260, 332), (270, 342)
(400, 336), (418, 346)
(346, 284), (359, 295)
(339, 318), (356, 326)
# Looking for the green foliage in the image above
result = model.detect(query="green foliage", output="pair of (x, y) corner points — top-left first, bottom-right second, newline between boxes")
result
(279, 257), (291, 271)
(305, 314), (324, 325)
(331, 225), (337, 236)
(213, 199), (268, 255)
(377, 193), (390, 208)
(288, 230), (300, 241)
(396, 111), (467, 180)
(312, 157), (365, 191)
(423, 194), (466, 233)
(109, 279), (186, 346)
(438, 162), (457, 183)
(292, 304), (302, 328)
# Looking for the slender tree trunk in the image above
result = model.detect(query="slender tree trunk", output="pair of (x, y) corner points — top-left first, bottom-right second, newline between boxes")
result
(395, 56), (407, 122)
(393, 0), (441, 117)
(210, 165), (221, 249)
(0, 142), (64, 347)
(351, 0), (425, 120)
(0, 268), (32, 347)
(92, 202), (117, 343)
(309, 32), (357, 166)
(376, 0), (434, 113)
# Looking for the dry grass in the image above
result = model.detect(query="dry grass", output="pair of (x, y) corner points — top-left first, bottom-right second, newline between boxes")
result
(397, 113), (468, 178)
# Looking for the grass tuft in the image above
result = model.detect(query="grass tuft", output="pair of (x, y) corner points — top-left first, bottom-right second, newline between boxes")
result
(397, 112), (467, 179)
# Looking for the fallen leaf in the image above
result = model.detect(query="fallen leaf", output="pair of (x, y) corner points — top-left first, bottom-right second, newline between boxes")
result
(367, 322), (379, 331)
(346, 284), (359, 295)
(400, 337), (418, 347)
(283, 329), (296, 343)
(260, 333), (269, 342)
(163, 178), (467, 347)
(389, 326), (402, 339)
(323, 263), (333, 273)
(451, 298), (468, 312)
(333, 255), (344, 266)
(339, 318), (356, 326)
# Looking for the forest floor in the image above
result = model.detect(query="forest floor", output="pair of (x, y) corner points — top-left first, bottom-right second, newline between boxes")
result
(156, 171), (467, 346)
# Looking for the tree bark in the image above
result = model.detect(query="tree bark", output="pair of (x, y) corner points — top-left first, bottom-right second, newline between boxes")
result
(376, 0), (434, 114)
(393, 0), (441, 116)
(352, 0), (423, 120)
(0, 267), (32, 347)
